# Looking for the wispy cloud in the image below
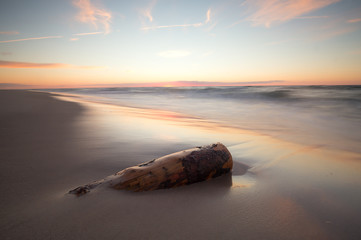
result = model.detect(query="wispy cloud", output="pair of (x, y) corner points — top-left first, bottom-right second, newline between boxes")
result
(73, 0), (112, 34)
(205, 9), (211, 24)
(0, 83), (34, 89)
(0, 31), (19, 35)
(74, 80), (286, 88)
(70, 31), (103, 41)
(158, 50), (191, 58)
(348, 18), (361, 23)
(142, 23), (203, 30)
(313, 26), (356, 41)
(142, 8), (212, 31)
(140, 0), (157, 23)
(0, 80), (286, 89)
(169, 80), (285, 86)
(0, 60), (103, 69)
(73, 31), (104, 36)
(105, 80), (285, 88)
(296, 15), (329, 19)
(0, 36), (63, 43)
(243, 0), (339, 27)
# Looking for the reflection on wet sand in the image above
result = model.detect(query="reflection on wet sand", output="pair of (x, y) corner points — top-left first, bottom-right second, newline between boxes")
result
(53, 93), (361, 239)
(55, 93), (361, 188)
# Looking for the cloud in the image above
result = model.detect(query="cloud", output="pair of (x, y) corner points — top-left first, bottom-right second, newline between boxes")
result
(0, 60), (103, 69)
(170, 80), (285, 86)
(0, 80), (286, 89)
(142, 8), (212, 30)
(313, 26), (355, 41)
(0, 36), (62, 43)
(0, 31), (19, 35)
(144, 10), (153, 22)
(73, 31), (104, 36)
(0, 83), (34, 89)
(205, 9), (211, 24)
(73, 80), (285, 88)
(70, 31), (103, 41)
(348, 18), (361, 23)
(73, 0), (112, 34)
(243, 0), (339, 27)
(140, 0), (157, 22)
(296, 15), (329, 19)
(142, 23), (203, 30)
(158, 50), (191, 58)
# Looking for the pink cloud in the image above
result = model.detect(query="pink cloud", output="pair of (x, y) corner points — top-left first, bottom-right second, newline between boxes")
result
(348, 18), (361, 23)
(73, 0), (112, 34)
(296, 15), (329, 19)
(140, 0), (157, 23)
(0, 60), (103, 69)
(314, 27), (356, 41)
(244, 0), (339, 27)
(0, 31), (19, 35)
(205, 9), (211, 24)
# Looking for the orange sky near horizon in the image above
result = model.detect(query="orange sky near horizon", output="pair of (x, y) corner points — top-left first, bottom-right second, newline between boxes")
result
(1, 0), (361, 88)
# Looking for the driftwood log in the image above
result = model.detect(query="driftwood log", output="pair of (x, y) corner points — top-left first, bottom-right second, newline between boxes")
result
(69, 142), (233, 195)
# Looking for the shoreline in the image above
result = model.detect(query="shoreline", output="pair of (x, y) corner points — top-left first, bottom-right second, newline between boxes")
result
(0, 90), (89, 200)
(46, 88), (361, 156)
(1, 90), (361, 240)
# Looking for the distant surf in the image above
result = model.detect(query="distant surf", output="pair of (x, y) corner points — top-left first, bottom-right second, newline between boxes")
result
(47, 85), (361, 154)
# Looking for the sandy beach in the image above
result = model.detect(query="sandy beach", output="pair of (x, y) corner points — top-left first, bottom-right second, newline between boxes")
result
(1, 90), (361, 240)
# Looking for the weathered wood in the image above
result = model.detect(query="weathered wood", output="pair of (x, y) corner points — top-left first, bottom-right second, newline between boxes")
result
(69, 142), (233, 195)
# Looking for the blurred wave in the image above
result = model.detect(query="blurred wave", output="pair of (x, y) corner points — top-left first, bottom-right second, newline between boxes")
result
(47, 85), (361, 153)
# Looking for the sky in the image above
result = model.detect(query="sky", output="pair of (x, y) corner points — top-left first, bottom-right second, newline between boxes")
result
(0, 0), (361, 88)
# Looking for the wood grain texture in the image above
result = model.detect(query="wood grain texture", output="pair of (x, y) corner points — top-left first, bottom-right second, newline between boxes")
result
(69, 143), (233, 195)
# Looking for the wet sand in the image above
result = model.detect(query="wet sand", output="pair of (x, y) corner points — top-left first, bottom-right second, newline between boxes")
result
(1, 90), (361, 239)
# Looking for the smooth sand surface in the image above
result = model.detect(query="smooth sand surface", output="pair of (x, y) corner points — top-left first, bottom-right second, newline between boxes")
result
(1, 90), (361, 240)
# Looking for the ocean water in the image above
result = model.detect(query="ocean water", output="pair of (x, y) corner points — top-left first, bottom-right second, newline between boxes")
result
(48, 85), (361, 154)
(29, 86), (361, 240)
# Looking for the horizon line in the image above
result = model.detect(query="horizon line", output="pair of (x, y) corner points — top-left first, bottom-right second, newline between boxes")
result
(1, 80), (360, 90)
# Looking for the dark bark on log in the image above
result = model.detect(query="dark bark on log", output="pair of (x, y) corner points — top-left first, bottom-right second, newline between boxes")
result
(69, 142), (233, 195)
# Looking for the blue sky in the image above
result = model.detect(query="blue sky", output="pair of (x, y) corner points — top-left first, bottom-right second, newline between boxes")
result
(1, 0), (361, 88)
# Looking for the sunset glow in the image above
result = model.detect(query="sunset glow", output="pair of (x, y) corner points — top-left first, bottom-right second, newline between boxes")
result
(1, 0), (361, 88)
